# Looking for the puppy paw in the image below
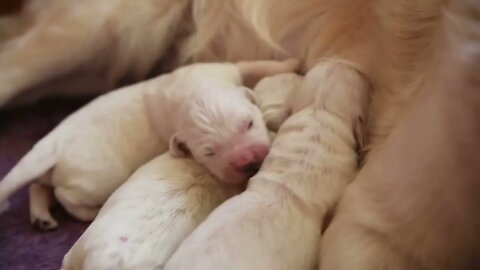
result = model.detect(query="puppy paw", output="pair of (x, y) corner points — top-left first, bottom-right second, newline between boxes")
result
(264, 109), (291, 132)
(32, 218), (58, 231)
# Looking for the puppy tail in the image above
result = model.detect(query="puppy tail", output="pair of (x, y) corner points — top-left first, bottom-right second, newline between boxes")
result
(0, 134), (60, 209)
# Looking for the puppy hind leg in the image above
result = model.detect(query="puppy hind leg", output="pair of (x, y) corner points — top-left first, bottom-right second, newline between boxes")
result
(54, 187), (100, 222)
(29, 182), (58, 231)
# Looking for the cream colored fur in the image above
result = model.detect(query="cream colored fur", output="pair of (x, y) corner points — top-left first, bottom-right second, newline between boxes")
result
(0, 0), (449, 152)
(182, 0), (449, 152)
(61, 154), (242, 270)
(0, 78), (167, 229)
(60, 73), (291, 270)
(0, 60), (297, 229)
(1, 1), (474, 268)
(254, 73), (303, 132)
(164, 60), (371, 270)
(319, 1), (480, 269)
(0, 0), (191, 106)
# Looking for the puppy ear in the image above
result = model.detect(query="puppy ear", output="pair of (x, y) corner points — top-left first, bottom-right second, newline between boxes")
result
(169, 134), (190, 158)
(354, 116), (366, 151)
(237, 58), (301, 88)
(240, 86), (258, 105)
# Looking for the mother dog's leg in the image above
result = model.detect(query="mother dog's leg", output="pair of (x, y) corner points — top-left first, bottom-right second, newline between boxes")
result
(0, 0), (190, 107)
(0, 2), (113, 107)
(320, 1), (480, 269)
(164, 59), (370, 270)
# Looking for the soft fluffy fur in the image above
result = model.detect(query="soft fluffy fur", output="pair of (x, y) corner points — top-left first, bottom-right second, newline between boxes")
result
(0, 80), (166, 229)
(254, 72), (303, 132)
(60, 72), (291, 270)
(0, 60), (296, 229)
(61, 154), (242, 270)
(1, 0), (477, 268)
(0, 0), (449, 152)
(164, 61), (371, 269)
(0, 0), (191, 106)
(319, 1), (480, 269)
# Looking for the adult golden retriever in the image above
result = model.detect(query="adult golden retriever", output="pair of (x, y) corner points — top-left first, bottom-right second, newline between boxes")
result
(0, 0), (453, 148)
(0, 0), (478, 269)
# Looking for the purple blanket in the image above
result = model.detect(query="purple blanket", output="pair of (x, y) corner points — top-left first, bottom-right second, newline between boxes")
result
(0, 98), (92, 270)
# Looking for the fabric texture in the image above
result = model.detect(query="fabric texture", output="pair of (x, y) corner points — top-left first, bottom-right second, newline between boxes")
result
(0, 97), (91, 270)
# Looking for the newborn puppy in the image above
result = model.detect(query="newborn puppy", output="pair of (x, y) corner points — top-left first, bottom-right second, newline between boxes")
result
(0, 59), (299, 230)
(60, 73), (291, 270)
(146, 59), (300, 184)
(61, 153), (243, 270)
(254, 73), (303, 131)
(164, 60), (370, 270)
(1, 82), (166, 230)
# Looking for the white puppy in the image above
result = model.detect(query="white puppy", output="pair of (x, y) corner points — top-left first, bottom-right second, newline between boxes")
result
(60, 153), (243, 270)
(60, 72), (292, 270)
(164, 60), (370, 270)
(0, 59), (299, 230)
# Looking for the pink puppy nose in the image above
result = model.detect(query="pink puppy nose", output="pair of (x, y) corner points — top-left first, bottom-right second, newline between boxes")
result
(230, 145), (269, 176)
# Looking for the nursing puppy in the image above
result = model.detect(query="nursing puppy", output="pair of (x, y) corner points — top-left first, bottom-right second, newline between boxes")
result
(0, 59), (298, 230)
(60, 74), (291, 270)
(254, 73), (303, 132)
(164, 60), (371, 270)
(61, 154), (243, 270)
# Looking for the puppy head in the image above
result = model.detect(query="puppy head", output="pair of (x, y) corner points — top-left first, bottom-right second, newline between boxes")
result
(170, 86), (270, 185)
(254, 73), (303, 131)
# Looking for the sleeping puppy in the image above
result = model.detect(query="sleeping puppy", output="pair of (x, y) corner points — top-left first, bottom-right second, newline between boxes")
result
(146, 59), (300, 185)
(0, 59), (299, 230)
(59, 73), (292, 270)
(60, 154), (243, 270)
(164, 60), (371, 270)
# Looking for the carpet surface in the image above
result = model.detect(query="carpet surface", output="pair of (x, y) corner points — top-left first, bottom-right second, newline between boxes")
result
(0, 98), (92, 270)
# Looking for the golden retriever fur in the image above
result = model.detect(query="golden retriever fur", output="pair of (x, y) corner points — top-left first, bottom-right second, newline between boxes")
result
(1, 0), (478, 268)
(179, 0), (450, 152)
(320, 1), (480, 268)
(0, 0), (452, 152)
(0, 0), (480, 269)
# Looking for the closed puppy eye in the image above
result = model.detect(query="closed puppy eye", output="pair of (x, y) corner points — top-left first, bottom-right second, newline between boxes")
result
(204, 148), (216, 157)
(248, 120), (254, 129)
